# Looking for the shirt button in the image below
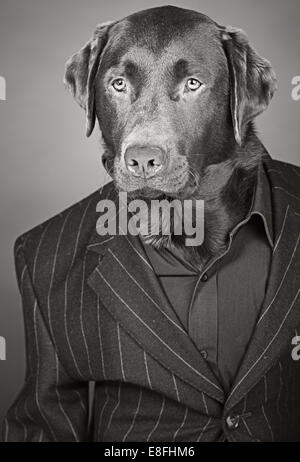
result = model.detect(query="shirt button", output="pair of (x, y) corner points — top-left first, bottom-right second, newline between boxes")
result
(226, 415), (239, 430)
(201, 273), (208, 282)
(200, 350), (208, 359)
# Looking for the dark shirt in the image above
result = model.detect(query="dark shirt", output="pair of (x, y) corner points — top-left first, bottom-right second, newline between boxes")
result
(143, 163), (273, 392)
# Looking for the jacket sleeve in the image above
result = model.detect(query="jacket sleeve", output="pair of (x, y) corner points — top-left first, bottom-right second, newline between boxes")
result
(1, 239), (90, 442)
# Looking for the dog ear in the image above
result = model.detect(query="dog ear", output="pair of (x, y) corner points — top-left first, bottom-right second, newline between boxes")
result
(64, 21), (114, 137)
(219, 26), (277, 145)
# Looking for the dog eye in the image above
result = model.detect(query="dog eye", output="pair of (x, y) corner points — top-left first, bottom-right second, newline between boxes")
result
(186, 78), (202, 92)
(111, 78), (126, 92)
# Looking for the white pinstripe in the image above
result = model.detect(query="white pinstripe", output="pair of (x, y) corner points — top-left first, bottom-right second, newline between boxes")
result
(74, 390), (87, 413)
(172, 407), (188, 442)
(87, 236), (114, 248)
(64, 277), (83, 378)
(9, 167), (300, 442)
(64, 198), (93, 378)
(202, 392), (209, 415)
(218, 433), (226, 442)
(172, 374), (180, 402)
(47, 211), (72, 346)
(122, 388), (142, 442)
(97, 296), (106, 380)
(143, 351), (152, 389)
(263, 375), (268, 403)
(22, 232), (31, 248)
(96, 268), (223, 392)
(242, 395), (253, 439)
(243, 394), (247, 413)
(276, 361), (283, 422)
(273, 186), (300, 203)
(20, 265), (28, 295)
(33, 300), (56, 441)
(109, 248), (188, 334)
(38, 429), (44, 442)
(258, 231), (300, 324)
(117, 323), (126, 381)
(196, 416), (212, 442)
(79, 252), (93, 376)
(96, 268), (222, 391)
(106, 385), (121, 430)
(228, 286), (300, 401)
(262, 404), (274, 441)
(124, 236), (154, 271)
(97, 385), (109, 440)
(146, 397), (165, 442)
(272, 205), (289, 254)
(32, 222), (52, 283)
(242, 417), (253, 439)
(14, 244), (24, 256)
(72, 199), (94, 262)
(24, 399), (34, 422)
(54, 353), (78, 441)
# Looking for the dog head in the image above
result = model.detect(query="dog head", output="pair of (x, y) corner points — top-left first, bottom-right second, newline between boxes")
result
(64, 6), (277, 200)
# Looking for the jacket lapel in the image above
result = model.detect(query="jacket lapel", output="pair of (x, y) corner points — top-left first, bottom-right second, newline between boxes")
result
(86, 210), (224, 402)
(226, 157), (300, 410)
(85, 156), (300, 409)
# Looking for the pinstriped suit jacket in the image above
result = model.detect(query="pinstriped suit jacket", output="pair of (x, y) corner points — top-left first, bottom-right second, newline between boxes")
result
(2, 155), (300, 442)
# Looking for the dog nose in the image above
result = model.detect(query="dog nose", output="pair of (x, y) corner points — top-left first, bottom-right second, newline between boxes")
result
(124, 145), (166, 178)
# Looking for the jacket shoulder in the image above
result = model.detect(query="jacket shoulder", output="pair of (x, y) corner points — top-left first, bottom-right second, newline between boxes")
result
(264, 157), (300, 191)
(14, 182), (114, 268)
(267, 158), (300, 177)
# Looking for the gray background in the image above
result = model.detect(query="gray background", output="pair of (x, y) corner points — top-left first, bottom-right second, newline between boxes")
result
(0, 0), (300, 433)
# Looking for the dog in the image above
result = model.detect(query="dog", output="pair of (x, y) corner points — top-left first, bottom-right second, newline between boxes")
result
(7, 6), (300, 443)
(64, 5), (277, 267)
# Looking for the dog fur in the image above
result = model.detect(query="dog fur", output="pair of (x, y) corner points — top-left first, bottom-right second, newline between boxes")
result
(64, 5), (277, 268)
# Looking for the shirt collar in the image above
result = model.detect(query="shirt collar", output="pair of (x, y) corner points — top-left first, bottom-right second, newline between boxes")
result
(249, 160), (274, 249)
(143, 159), (274, 274)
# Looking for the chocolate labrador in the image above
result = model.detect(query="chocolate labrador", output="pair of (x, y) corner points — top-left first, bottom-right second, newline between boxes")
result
(64, 5), (277, 265)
